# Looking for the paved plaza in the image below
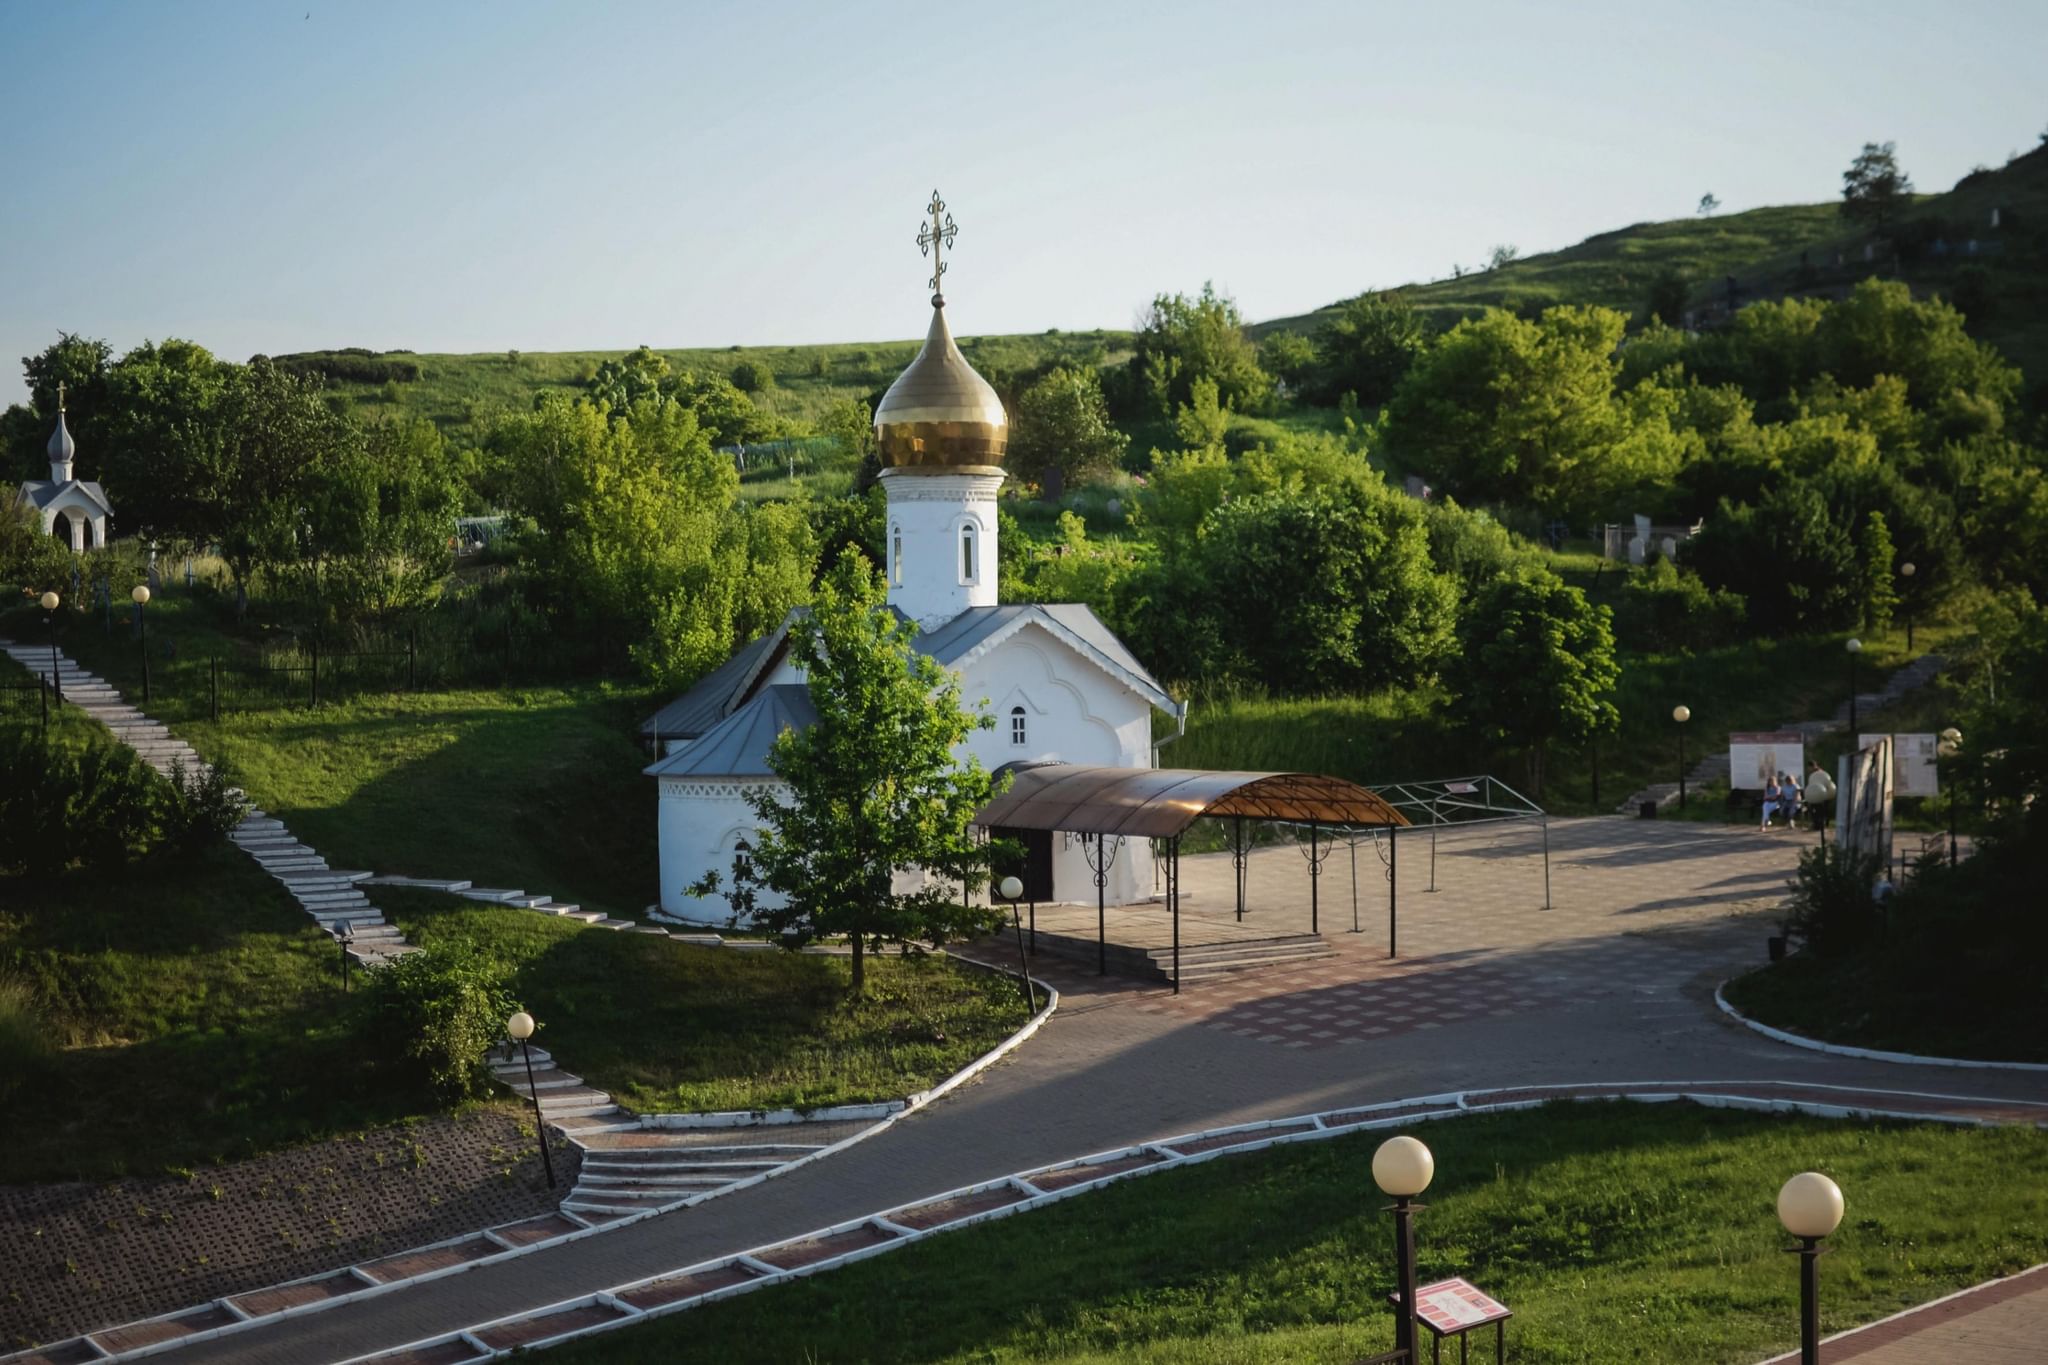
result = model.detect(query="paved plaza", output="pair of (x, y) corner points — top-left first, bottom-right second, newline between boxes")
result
(61, 811), (2046, 1365)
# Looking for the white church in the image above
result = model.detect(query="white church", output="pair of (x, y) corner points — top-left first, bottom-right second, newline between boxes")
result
(18, 388), (114, 551)
(644, 222), (1184, 924)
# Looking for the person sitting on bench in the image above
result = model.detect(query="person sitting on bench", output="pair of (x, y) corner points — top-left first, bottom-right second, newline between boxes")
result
(1760, 775), (1784, 829)
(1776, 771), (1802, 827)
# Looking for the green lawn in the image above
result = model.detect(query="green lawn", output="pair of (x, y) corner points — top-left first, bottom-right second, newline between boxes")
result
(539, 1100), (2048, 1365)
(382, 889), (1030, 1115)
(18, 589), (659, 918)
(1723, 951), (2045, 1064)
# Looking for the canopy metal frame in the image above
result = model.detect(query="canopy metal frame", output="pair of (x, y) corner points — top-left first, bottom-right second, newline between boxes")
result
(975, 763), (1409, 994)
(1368, 775), (1553, 910)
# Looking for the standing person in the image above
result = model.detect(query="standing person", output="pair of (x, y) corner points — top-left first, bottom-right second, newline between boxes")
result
(1760, 774), (1783, 830)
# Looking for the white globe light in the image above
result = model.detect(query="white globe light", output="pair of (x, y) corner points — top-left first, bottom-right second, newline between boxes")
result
(1846, 638), (1862, 654)
(130, 584), (151, 605)
(1777, 1172), (1845, 1239)
(998, 875), (1023, 901)
(1940, 727), (1962, 744)
(506, 1011), (536, 1041)
(1372, 1135), (1435, 1198)
(38, 591), (59, 612)
(1900, 562), (1916, 577)
(1672, 705), (1691, 724)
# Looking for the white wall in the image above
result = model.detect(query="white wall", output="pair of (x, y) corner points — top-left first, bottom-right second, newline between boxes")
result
(655, 779), (784, 925)
(879, 468), (1003, 629)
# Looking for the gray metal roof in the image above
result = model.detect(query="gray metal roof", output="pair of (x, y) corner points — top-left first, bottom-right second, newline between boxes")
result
(643, 684), (817, 779)
(639, 630), (782, 741)
(18, 479), (112, 514)
(638, 603), (1177, 746)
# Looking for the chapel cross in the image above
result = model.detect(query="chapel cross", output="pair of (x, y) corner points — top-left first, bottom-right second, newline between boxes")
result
(916, 189), (958, 300)
(57, 380), (66, 411)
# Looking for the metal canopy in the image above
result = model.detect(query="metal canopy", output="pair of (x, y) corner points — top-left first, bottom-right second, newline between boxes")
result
(974, 762), (1409, 839)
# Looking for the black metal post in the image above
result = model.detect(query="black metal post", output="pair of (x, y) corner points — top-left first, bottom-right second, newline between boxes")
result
(1388, 823), (1398, 960)
(1095, 838), (1107, 976)
(1847, 651), (1857, 740)
(1948, 786), (1958, 869)
(1677, 723), (1687, 809)
(1795, 1236), (1821, 1365)
(46, 610), (62, 707)
(519, 1036), (558, 1189)
(1008, 895), (1037, 1013)
(1233, 815), (1245, 922)
(1028, 900), (1035, 953)
(1308, 819), (1320, 935)
(39, 676), (49, 734)
(1392, 1196), (1421, 1364)
(1171, 836), (1182, 996)
(138, 603), (151, 703)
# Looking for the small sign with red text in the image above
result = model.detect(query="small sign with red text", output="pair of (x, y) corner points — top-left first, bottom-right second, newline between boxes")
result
(1412, 1278), (1510, 1335)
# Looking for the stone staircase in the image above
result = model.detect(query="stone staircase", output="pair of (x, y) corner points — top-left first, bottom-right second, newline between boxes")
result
(1618, 653), (1946, 815)
(2, 640), (417, 965)
(486, 1044), (830, 1218)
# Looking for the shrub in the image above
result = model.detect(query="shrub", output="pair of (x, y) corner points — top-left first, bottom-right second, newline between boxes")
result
(0, 728), (163, 876)
(1781, 847), (1883, 958)
(0, 977), (55, 1108)
(160, 757), (249, 854)
(354, 941), (517, 1103)
(1612, 558), (1747, 652)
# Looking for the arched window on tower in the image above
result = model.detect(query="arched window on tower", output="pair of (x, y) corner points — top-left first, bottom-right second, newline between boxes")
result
(960, 522), (978, 584)
(890, 526), (903, 587)
(1010, 705), (1027, 746)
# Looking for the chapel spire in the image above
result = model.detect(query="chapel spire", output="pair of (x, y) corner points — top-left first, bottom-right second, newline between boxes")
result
(48, 380), (76, 483)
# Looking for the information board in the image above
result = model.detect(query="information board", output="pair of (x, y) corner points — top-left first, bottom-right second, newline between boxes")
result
(1728, 732), (1806, 790)
(1859, 732), (1940, 798)
(1412, 1278), (1511, 1335)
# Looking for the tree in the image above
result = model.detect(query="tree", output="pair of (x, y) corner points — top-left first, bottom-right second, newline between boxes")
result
(1697, 193), (1721, 216)
(1257, 331), (1318, 395)
(1859, 510), (1898, 633)
(1488, 244), (1520, 271)
(1310, 292), (1425, 407)
(728, 357), (776, 393)
(818, 397), (880, 490)
(721, 556), (1004, 992)
(1006, 365), (1128, 486)
(1173, 376), (1229, 453)
(1840, 142), (1913, 231)
(1124, 283), (1271, 417)
(1642, 270), (1690, 327)
(1450, 570), (1619, 796)
(1684, 481), (1859, 635)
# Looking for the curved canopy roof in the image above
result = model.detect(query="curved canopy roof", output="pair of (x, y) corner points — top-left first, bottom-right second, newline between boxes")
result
(974, 763), (1409, 840)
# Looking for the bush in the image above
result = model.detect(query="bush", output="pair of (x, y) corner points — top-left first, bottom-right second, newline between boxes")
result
(1780, 847), (1883, 958)
(354, 941), (517, 1103)
(0, 728), (163, 876)
(0, 977), (55, 1108)
(1612, 558), (1747, 652)
(160, 756), (250, 854)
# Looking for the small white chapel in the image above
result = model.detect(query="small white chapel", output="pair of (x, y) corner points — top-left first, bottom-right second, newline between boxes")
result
(643, 197), (1185, 925)
(19, 386), (114, 552)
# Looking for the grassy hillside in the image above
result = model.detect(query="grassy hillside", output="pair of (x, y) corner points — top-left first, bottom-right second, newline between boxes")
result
(293, 330), (1131, 436)
(1252, 202), (1844, 336)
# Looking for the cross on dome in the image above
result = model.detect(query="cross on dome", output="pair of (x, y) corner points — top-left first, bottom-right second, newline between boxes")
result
(916, 190), (958, 303)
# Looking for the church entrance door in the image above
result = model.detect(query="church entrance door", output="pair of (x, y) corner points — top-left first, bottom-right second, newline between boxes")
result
(990, 826), (1054, 902)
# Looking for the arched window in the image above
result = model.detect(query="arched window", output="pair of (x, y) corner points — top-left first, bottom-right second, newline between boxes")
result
(1010, 705), (1027, 745)
(960, 522), (978, 584)
(890, 526), (903, 587)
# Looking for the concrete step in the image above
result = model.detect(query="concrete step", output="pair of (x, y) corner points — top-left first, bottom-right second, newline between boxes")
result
(528, 902), (582, 917)
(362, 876), (474, 892)
(500, 1067), (586, 1092)
(557, 910), (605, 924)
(535, 1086), (616, 1112)
(592, 918), (636, 930)
(581, 1155), (786, 1176)
(489, 1046), (554, 1070)
(459, 888), (527, 903)
(547, 1102), (631, 1124)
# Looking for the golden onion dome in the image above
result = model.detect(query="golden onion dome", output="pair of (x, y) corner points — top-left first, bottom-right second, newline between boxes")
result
(873, 300), (1007, 470)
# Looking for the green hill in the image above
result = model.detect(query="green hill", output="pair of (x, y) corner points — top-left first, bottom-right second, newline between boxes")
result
(294, 145), (2048, 436)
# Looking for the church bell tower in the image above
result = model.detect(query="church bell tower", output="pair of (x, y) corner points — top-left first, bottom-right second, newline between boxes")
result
(872, 191), (1007, 630)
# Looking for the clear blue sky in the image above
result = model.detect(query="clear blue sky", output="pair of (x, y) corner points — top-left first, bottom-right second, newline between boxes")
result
(3, 0), (2041, 405)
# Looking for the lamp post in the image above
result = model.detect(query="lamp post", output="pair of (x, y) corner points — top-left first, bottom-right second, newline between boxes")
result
(39, 591), (61, 706)
(1898, 562), (1915, 649)
(998, 874), (1037, 1013)
(1803, 768), (1835, 852)
(1778, 1171), (1845, 1365)
(1671, 705), (1692, 808)
(505, 1011), (557, 1189)
(1939, 728), (1962, 868)
(1845, 638), (1863, 739)
(1373, 1135), (1434, 1364)
(131, 584), (152, 703)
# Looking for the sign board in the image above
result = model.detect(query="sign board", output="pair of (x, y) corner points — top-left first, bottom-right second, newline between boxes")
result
(1728, 732), (1806, 790)
(1397, 1278), (1511, 1337)
(1838, 735), (1895, 866)
(1859, 733), (1940, 798)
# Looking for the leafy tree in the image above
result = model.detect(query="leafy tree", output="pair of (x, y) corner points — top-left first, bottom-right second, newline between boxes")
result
(1124, 283), (1271, 417)
(1382, 305), (1681, 523)
(1840, 141), (1913, 230)
(1173, 376), (1230, 453)
(718, 556), (1004, 992)
(4, 334), (113, 483)
(1488, 244), (1521, 270)
(1006, 365), (1128, 486)
(279, 417), (462, 624)
(1310, 292), (1425, 407)
(1858, 510), (1898, 633)
(1612, 557), (1747, 653)
(728, 357), (776, 393)
(1684, 481), (1859, 635)
(1257, 330), (1318, 395)
(587, 345), (672, 413)
(354, 942), (516, 1103)
(1449, 569), (1619, 796)
(675, 371), (774, 447)
(1642, 270), (1690, 327)
(1697, 193), (1721, 216)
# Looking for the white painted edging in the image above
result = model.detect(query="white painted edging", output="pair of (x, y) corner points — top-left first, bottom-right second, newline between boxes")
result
(1716, 980), (2048, 1073)
(330, 1079), (2043, 1365)
(6, 965), (1059, 1365)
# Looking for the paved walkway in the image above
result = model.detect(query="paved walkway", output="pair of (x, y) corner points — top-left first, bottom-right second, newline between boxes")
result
(62, 814), (2040, 1365)
(1759, 1263), (2048, 1363)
